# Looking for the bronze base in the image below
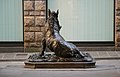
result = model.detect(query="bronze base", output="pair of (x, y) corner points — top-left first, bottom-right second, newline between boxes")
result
(24, 61), (96, 69)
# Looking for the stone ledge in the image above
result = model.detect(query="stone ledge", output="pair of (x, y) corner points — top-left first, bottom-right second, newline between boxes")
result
(0, 59), (26, 62)
(78, 47), (116, 51)
(0, 51), (120, 61)
(0, 57), (120, 62)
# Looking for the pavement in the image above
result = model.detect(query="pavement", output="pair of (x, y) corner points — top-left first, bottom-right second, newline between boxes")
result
(0, 60), (120, 77)
(0, 51), (120, 61)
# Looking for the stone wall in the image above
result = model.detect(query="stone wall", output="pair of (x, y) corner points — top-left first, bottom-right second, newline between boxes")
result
(24, 0), (46, 52)
(116, 0), (120, 47)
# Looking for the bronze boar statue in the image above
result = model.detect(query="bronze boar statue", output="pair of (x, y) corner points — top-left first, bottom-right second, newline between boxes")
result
(28, 10), (93, 62)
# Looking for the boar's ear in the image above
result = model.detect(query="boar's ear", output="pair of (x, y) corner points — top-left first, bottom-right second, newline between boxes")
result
(56, 9), (59, 15)
(48, 9), (51, 17)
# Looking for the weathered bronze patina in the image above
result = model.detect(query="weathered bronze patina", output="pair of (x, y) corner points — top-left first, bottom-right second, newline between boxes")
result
(28, 10), (93, 62)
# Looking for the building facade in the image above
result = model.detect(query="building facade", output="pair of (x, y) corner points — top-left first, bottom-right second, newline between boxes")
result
(0, 0), (120, 52)
(24, 0), (120, 51)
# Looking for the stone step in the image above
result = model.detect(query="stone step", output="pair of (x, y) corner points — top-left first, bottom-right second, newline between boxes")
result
(78, 47), (116, 51)
(0, 47), (24, 53)
(0, 51), (120, 61)
(0, 46), (118, 53)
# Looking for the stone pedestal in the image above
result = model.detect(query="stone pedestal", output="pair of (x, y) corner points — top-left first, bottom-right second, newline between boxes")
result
(24, 61), (96, 69)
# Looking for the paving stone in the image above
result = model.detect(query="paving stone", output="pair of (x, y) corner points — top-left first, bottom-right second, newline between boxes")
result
(0, 54), (4, 59)
(85, 51), (99, 58)
(20, 70), (120, 77)
(98, 51), (109, 57)
(0, 68), (23, 77)
(97, 60), (120, 66)
(15, 54), (28, 59)
(116, 51), (120, 57)
(107, 51), (119, 57)
(3, 53), (15, 59)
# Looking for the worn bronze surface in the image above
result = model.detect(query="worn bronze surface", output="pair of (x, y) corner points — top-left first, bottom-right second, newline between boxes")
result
(28, 10), (94, 62)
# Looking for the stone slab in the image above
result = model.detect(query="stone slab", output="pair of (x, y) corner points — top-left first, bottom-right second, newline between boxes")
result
(24, 61), (96, 69)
